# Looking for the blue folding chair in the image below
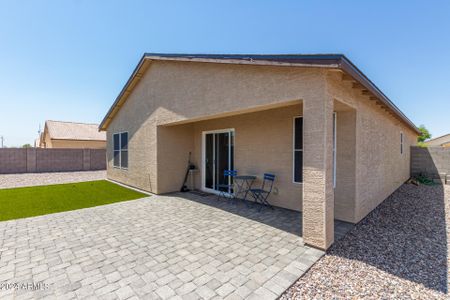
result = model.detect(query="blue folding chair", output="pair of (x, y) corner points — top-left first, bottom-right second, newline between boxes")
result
(217, 170), (237, 201)
(249, 173), (275, 210)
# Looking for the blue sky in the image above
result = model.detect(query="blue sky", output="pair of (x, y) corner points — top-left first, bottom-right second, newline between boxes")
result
(0, 0), (449, 146)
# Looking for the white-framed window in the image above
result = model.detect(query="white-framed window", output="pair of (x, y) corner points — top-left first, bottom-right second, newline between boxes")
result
(293, 116), (303, 183)
(400, 132), (403, 155)
(113, 132), (128, 169)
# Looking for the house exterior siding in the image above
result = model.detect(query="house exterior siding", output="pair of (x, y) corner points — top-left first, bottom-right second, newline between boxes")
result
(327, 72), (416, 222)
(191, 105), (303, 211)
(45, 139), (106, 149)
(107, 61), (325, 195)
(105, 59), (418, 247)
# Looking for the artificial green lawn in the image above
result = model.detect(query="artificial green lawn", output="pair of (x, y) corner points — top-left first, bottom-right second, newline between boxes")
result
(0, 180), (146, 221)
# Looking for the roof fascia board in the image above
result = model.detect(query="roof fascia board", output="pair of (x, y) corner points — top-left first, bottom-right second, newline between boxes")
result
(143, 55), (340, 69)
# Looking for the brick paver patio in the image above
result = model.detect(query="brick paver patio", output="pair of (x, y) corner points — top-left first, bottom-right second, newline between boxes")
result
(0, 192), (351, 299)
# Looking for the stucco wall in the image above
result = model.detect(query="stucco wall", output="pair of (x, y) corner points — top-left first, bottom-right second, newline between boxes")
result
(191, 104), (303, 211)
(148, 61), (324, 126)
(156, 124), (195, 193)
(106, 117), (157, 193)
(105, 60), (417, 227)
(334, 109), (356, 223)
(302, 89), (335, 248)
(327, 72), (417, 222)
(157, 103), (356, 216)
(49, 140), (106, 149)
(43, 131), (52, 148)
(106, 61), (325, 195)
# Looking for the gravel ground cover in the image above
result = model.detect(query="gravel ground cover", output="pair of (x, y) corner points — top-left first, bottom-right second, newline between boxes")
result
(282, 183), (449, 300)
(0, 170), (106, 189)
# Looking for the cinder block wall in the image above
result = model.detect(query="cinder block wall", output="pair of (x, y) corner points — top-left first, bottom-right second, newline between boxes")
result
(36, 149), (84, 172)
(90, 149), (109, 170)
(0, 149), (27, 173)
(0, 148), (106, 174)
(411, 146), (450, 178)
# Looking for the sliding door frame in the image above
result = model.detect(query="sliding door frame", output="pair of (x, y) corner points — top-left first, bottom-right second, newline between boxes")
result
(201, 128), (235, 195)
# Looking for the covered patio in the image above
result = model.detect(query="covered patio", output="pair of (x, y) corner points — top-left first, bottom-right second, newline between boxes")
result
(102, 54), (418, 251)
(157, 98), (357, 249)
(173, 191), (354, 242)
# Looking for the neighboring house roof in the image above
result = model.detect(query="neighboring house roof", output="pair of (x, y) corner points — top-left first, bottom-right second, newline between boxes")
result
(45, 120), (106, 141)
(99, 53), (420, 134)
(425, 133), (450, 147)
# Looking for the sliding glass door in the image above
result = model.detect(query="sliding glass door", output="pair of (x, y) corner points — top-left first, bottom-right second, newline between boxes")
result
(203, 129), (234, 194)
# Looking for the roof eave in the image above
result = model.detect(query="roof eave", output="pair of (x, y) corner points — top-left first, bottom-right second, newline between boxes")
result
(99, 54), (150, 131)
(99, 54), (420, 135)
(338, 56), (420, 134)
(143, 53), (343, 68)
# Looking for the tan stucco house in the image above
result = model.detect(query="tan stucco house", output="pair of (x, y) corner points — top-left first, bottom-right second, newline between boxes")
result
(39, 120), (106, 149)
(99, 54), (419, 250)
(425, 133), (450, 148)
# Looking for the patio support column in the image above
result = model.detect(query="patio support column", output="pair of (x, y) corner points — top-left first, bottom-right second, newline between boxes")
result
(302, 93), (334, 250)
